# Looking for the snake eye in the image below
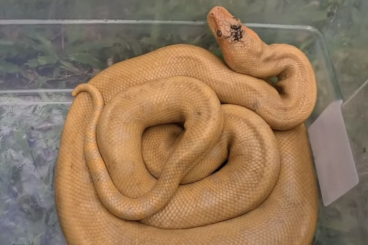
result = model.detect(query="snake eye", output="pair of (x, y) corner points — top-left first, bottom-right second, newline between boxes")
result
(216, 30), (222, 38)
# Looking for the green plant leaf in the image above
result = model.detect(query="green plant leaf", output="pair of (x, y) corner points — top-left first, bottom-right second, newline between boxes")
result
(60, 61), (82, 74)
(27, 55), (58, 68)
(65, 26), (86, 44)
(0, 43), (29, 58)
(68, 53), (104, 69)
(38, 55), (58, 66)
(29, 33), (58, 58)
(125, 37), (143, 56)
(68, 41), (114, 54)
(0, 60), (20, 73)
(27, 58), (39, 68)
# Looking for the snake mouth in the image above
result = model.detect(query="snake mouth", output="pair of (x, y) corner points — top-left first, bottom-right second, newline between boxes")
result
(207, 6), (243, 42)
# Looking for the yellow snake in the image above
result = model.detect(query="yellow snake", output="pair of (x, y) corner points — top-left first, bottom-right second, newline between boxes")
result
(55, 6), (319, 245)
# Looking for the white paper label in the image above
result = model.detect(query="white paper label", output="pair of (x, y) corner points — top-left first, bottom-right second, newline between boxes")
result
(308, 100), (359, 206)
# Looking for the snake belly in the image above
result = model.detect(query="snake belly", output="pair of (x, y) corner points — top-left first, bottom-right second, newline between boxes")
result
(54, 6), (318, 245)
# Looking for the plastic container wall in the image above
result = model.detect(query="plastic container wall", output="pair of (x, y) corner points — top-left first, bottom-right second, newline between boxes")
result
(1, 1), (368, 244)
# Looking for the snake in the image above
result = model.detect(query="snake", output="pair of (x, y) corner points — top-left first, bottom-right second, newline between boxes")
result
(55, 6), (319, 245)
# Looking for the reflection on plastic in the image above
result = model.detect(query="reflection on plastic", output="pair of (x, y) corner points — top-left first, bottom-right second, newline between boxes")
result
(308, 100), (358, 206)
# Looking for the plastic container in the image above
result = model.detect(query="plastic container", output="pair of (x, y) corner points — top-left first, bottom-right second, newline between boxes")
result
(0, 20), (364, 244)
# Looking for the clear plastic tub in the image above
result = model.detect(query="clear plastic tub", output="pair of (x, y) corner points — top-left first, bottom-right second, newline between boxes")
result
(0, 20), (364, 244)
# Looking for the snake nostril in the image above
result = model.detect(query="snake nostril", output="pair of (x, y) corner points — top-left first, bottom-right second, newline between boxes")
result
(216, 30), (222, 38)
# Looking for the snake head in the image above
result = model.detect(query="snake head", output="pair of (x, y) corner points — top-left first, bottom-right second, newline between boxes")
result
(207, 6), (263, 74)
(207, 6), (261, 43)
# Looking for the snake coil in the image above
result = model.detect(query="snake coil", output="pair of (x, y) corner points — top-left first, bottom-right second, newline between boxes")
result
(55, 6), (318, 245)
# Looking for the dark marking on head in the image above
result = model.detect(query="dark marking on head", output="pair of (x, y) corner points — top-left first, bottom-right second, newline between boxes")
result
(229, 24), (243, 42)
(231, 25), (241, 30)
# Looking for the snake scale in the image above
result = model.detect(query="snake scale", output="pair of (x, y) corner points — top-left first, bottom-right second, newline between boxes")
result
(55, 6), (319, 245)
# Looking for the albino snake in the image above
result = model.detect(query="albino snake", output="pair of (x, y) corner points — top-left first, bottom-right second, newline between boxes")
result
(55, 6), (318, 245)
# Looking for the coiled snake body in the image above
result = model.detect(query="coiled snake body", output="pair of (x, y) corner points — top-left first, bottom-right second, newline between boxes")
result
(55, 6), (318, 245)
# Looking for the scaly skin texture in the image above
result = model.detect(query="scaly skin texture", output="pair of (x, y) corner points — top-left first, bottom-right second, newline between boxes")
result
(55, 6), (318, 245)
